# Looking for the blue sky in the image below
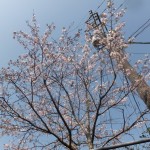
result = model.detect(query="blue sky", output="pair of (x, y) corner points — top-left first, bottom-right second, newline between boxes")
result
(0, 0), (101, 67)
(0, 0), (150, 148)
(0, 0), (150, 66)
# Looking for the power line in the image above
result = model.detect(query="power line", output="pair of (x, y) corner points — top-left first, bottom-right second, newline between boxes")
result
(96, 138), (150, 150)
(114, 0), (128, 13)
(69, 0), (108, 34)
(130, 53), (150, 55)
(96, 0), (106, 11)
(69, 0), (128, 35)
(99, 0), (128, 23)
(129, 42), (150, 44)
(129, 18), (150, 39)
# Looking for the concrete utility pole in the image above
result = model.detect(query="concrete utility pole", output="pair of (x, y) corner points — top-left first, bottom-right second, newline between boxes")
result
(86, 10), (150, 109)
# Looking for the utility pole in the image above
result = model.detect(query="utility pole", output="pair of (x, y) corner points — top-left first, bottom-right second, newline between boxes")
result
(86, 10), (150, 109)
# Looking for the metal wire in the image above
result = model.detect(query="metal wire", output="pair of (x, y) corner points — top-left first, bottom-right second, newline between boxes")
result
(129, 18), (150, 39)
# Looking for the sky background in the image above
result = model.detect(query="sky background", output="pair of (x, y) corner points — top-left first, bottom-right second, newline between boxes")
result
(0, 0), (150, 149)
(0, 0), (150, 67)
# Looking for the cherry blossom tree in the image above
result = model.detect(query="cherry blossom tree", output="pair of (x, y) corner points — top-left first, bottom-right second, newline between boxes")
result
(0, 1), (150, 150)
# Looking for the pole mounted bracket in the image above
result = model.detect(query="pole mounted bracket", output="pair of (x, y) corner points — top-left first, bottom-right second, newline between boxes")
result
(85, 10), (108, 48)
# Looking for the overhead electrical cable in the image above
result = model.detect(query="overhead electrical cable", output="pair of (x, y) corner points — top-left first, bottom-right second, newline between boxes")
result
(129, 18), (150, 39)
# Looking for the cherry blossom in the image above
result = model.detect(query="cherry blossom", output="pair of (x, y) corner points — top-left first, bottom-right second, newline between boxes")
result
(0, 2), (149, 150)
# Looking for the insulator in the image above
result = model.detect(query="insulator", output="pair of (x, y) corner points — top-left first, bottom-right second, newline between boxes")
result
(92, 35), (100, 47)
